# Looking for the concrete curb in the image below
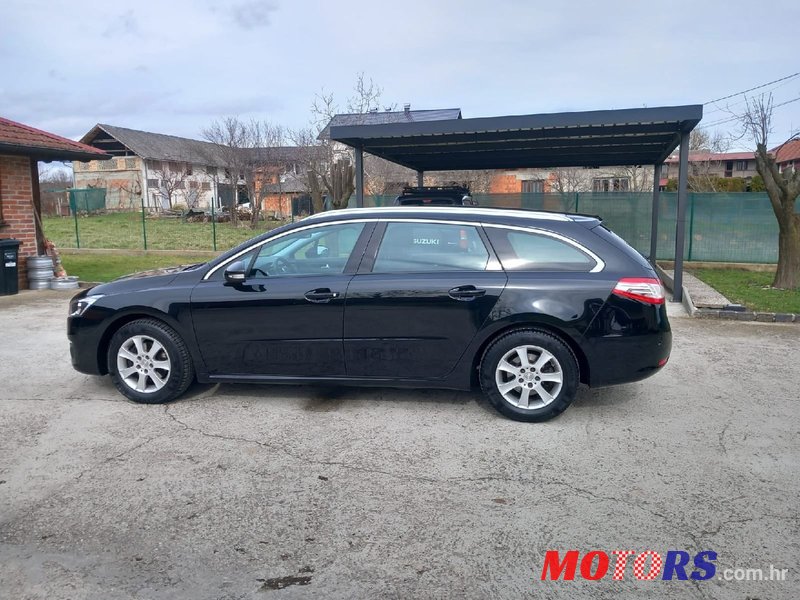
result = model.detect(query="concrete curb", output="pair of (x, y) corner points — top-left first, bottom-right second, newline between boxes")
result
(655, 263), (798, 324)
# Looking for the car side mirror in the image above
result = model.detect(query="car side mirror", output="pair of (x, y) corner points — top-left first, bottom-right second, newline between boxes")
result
(224, 260), (248, 283)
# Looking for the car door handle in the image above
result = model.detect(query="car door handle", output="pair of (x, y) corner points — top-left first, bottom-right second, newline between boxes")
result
(448, 285), (486, 301)
(305, 288), (339, 303)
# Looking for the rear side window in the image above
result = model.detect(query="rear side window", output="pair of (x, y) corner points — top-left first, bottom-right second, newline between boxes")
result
(486, 227), (597, 272)
(373, 222), (489, 272)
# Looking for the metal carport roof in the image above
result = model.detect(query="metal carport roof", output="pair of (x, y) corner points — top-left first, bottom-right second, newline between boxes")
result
(330, 104), (704, 302)
(330, 105), (702, 171)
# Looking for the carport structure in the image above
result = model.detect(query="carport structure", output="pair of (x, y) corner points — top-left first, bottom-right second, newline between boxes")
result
(330, 105), (703, 301)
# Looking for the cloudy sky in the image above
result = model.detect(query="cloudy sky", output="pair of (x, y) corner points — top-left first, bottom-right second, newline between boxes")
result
(1, 0), (799, 150)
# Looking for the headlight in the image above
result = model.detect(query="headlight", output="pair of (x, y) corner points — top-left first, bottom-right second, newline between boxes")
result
(69, 295), (103, 317)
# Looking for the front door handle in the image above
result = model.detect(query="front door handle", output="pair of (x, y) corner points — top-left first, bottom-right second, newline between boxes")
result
(448, 285), (486, 301)
(305, 288), (339, 303)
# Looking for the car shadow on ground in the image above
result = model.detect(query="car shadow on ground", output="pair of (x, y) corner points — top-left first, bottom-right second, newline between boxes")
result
(83, 375), (642, 420)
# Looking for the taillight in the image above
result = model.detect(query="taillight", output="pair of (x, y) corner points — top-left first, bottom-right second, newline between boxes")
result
(612, 277), (665, 305)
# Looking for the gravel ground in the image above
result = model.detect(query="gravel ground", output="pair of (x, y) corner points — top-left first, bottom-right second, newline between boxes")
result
(1, 290), (798, 599)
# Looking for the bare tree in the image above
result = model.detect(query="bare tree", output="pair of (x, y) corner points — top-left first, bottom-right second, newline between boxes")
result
(346, 72), (383, 115)
(150, 162), (193, 210)
(548, 168), (591, 193)
(739, 93), (800, 289)
(202, 117), (249, 225)
(292, 73), (394, 211)
(364, 155), (415, 195)
(686, 129), (732, 192)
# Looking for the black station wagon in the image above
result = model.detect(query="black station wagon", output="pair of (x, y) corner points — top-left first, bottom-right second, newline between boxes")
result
(68, 207), (671, 422)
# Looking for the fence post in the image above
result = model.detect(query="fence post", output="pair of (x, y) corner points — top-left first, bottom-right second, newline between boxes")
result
(140, 197), (148, 251)
(574, 192), (579, 213)
(73, 203), (80, 249)
(687, 193), (696, 262)
(211, 199), (217, 252)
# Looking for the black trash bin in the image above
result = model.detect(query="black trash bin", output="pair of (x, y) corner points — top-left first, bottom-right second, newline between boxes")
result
(0, 239), (21, 296)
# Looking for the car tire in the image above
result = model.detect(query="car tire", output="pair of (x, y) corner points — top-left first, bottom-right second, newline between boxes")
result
(107, 319), (194, 404)
(479, 329), (579, 422)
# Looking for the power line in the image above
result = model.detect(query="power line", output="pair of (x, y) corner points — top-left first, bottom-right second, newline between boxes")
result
(704, 71), (800, 105)
(698, 95), (800, 129)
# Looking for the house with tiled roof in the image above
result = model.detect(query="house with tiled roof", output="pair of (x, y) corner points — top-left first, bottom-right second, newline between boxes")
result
(772, 139), (800, 173)
(0, 117), (109, 289)
(77, 124), (307, 211)
(662, 151), (759, 182)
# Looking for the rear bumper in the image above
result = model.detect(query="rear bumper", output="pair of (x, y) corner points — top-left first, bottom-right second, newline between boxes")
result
(585, 329), (671, 387)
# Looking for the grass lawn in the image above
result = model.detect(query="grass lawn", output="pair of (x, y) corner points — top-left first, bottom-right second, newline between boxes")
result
(44, 212), (285, 252)
(689, 268), (800, 314)
(61, 253), (217, 283)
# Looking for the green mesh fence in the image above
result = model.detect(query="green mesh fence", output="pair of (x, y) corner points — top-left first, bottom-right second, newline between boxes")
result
(470, 192), (780, 264)
(46, 190), (784, 263)
(68, 188), (107, 213)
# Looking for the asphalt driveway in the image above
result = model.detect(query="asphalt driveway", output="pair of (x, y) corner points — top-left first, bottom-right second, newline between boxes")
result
(1, 290), (798, 599)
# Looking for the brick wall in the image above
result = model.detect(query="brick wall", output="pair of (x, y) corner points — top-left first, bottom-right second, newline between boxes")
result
(489, 174), (521, 194)
(0, 155), (38, 289)
(262, 193), (294, 217)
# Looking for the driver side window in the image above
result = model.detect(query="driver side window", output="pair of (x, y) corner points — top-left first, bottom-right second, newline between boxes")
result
(249, 222), (365, 277)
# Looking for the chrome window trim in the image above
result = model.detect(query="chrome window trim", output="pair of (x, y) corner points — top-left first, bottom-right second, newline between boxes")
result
(304, 206), (571, 222)
(481, 223), (605, 273)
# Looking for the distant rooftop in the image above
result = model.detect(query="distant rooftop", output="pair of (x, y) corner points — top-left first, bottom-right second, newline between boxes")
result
(665, 151), (756, 163)
(81, 124), (305, 167)
(318, 107), (462, 140)
(0, 117), (110, 162)
(772, 139), (800, 164)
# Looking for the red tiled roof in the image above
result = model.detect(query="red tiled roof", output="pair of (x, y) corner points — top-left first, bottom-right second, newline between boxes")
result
(664, 151), (755, 163)
(0, 117), (110, 160)
(771, 139), (800, 164)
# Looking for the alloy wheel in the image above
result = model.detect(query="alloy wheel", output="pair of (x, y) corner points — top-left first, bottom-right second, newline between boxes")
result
(116, 335), (172, 393)
(494, 344), (564, 409)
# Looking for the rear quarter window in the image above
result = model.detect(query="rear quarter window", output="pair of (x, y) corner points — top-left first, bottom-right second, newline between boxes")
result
(486, 227), (597, 272)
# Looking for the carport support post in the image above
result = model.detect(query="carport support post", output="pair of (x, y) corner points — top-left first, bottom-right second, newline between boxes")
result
(673, 132), (690, 302)
(650, 163), (662, 266)
(354, 146), (364, 208)
(417, 171), (424, 187)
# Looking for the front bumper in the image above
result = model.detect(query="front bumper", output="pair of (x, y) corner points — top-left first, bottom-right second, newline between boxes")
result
(68, 315), (105, 375)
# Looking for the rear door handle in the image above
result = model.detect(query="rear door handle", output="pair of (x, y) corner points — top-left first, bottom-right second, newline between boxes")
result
(305, 288), (339, 303)
(448, 285), (486, 301)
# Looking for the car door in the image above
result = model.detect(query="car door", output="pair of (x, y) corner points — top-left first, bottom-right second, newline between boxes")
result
(343, 220), (508, 379)
(190, 221), (374, 378)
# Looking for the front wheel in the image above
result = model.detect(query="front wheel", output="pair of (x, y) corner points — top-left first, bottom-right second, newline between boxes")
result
(479, 329), (579, 422)
(108, 319), (194, 404)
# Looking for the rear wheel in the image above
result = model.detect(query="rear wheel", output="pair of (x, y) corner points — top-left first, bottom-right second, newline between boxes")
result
(108, 319), (194, 404)
(479, 329), (578, 422)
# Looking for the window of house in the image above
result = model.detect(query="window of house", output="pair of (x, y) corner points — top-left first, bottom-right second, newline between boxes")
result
(724, 161), (734, 178)
(735, 160), (748, 171)
(521, 179), (545, 193)
(175, 181), (185, 189)
(206, 166), (217, 177)
(125, 158), (136, 169)
(485, 227), (597, 272)
(201, 182), (211, 191)
(169, 162), (181, 173)
(592, 177), (630, 192)
(149, 160), (162, 172)
(373, 223), (489, 273)
(147, 179), (159, 188)
(189, 181), (199, 189)
(185, 164), (193, 176)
